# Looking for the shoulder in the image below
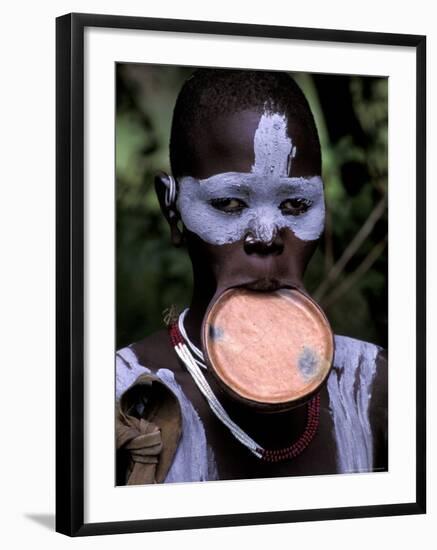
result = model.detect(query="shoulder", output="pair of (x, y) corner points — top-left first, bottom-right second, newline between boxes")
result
(329, 334), (387, 401)
(332, 334), (384, 371)
(115, 344), (150, 401)
(331, 335), (386, 389)
(115, 332), (217, 483)
(115, 335), (185, 485)
(131, 328), (177, 372)
(116, 328), (180, 400)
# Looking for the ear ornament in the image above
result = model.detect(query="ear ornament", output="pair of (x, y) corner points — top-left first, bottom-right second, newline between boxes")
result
(163, 175), (177, 213)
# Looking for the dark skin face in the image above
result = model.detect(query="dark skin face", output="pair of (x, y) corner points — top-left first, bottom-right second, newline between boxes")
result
(155, 109), (321, 349)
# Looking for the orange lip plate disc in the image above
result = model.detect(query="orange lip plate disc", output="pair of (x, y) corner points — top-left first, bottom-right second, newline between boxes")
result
(203, 288), (334, 407)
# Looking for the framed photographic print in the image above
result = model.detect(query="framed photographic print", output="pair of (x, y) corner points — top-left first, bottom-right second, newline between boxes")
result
(56, 12), (426, 536)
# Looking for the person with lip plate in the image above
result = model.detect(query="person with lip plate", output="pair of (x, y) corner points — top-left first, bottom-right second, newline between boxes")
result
(115, 69), (388, 485)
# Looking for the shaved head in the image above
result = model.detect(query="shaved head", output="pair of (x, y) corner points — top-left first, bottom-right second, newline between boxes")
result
(169, 69), (321, 179)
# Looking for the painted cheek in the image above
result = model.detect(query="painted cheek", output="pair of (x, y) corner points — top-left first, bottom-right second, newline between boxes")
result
(177, 196), (243, 245)
(291, 197), (325, 241)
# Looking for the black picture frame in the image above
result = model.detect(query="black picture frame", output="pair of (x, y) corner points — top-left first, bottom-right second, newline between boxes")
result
(56, 12), (426, 537)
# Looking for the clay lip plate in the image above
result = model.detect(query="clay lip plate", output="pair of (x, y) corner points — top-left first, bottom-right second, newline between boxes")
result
(202, 288), (334, 406)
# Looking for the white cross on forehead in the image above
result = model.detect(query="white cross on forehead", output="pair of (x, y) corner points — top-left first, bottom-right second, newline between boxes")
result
(251, 110), (297, 177)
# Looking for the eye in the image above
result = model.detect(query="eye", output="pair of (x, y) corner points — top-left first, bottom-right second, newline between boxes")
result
(210, 198), (247, 214)
(279, 198), (312, 216)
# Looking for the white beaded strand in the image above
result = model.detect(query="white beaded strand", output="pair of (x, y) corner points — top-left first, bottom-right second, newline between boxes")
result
(178, 308), (205, 365)
(175, 310), (263, 458)
(163, 174), (177, 207)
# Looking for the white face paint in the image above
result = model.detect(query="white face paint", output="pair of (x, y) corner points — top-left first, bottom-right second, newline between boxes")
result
(176, 110), (325, 245)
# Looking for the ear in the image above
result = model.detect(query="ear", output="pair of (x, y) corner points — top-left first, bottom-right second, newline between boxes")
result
(154, 171), (184, 247)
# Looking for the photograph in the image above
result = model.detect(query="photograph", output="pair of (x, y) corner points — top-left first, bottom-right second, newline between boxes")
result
(54, 11), (426, 536)
(1, 0), (432, 545)
(114, 64), (389, 485)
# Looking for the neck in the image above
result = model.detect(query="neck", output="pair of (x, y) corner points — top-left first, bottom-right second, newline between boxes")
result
(183, 263), (217, 351)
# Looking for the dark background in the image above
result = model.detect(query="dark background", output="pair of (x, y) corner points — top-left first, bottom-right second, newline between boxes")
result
(116, 64), (388, 350)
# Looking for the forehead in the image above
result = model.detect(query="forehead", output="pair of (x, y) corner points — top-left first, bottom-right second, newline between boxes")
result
(187, 109), (319, 179)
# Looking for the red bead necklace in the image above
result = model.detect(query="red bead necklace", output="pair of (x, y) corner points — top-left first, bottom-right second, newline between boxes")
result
(169, 320), (321, 462)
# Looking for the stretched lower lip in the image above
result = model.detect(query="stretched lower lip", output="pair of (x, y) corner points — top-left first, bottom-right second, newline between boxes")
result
(243, 278), (282, 291)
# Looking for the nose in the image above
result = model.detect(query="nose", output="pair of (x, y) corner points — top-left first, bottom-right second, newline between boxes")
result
(243, 230), (284, 256)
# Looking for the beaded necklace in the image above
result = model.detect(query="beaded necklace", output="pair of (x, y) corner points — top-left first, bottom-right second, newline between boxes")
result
(168, 308), (320, 462)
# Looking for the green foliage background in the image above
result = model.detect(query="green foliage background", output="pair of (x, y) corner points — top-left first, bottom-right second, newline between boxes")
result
(116, 64), (388, 350)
